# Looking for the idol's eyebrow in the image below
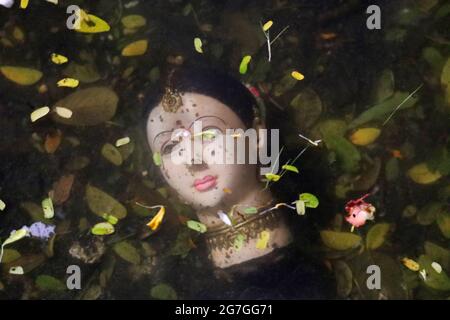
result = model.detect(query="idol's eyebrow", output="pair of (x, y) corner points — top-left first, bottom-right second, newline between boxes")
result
(189, 115), (226, 129)
(153, 130), (173, 144)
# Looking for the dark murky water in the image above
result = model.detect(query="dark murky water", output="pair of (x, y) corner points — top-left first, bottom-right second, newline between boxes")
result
(0, 0), (449, 300)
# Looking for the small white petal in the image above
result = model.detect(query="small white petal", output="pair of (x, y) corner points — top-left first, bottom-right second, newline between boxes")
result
(55, 106), (73, 119)
(9, 266), (24, 275)
(115, 137), (131, 147)
(30, 106), (50, 122)
(431, 262), (442, 274)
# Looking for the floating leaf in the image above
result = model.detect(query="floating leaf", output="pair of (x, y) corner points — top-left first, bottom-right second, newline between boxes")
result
(2, 228), (29, 248)
(273, 72), (297, 96)
(113, 241), (141, 265)
(265, 173), (280, 182)
(291, 70), (305, 81)
(289, 88), (323, 130)
(262, 20), (273, 31)
(30, 106), (50, 122)
(35, 275), (66, 292)
(239, 55), (252, 74)
(150, 283), (177, 300)
(85, 184), (127, 219)
(320, 230), (362, 251)
(121, 40), (148, 56)
(186, 220), (207, 233)
(366, 223), (390, 250)
(91, 222), (115, 236)
(54, 106), (72, 119)
(152, 152), (162, 166)
(243, 207), (258, 215)
(45, 129), (62, 154)
(373, 69), (394, 103)
(437, 211), (450, 239)
(50, 53), (68, 65)
(402, 257), (420, 271)
(101, 143), (123, 166)
(115, 137), (130, 147)
(299, 193), (319, 208)
(20, 0), (29, 9)
(408, 163), (442, 184)
(418, 255), (450, 291)
(63, 62), (100, 83)
(20, 202), (46, 222)
(1, 249), (21, 264)
(417, 202), (445, 225)
(256, 230), (270, 249)
(194, 37), (203, 53)
(41, 197), (54, 219)
(349, 91), (419, 129)
(295, 200), (305, 215)
(9, 266), (24, 275)
(146, 206), (165, 231)
(349, 128), (381, 146)
(57, 78), (79, 88)
(333, 260), (353, 298)
(51, 174), (74, 205)
(424, 242), (450, 270)
(282, 164), (299, 173)
(121, 15), (146, 29)
(52, 87), (118, 126)
(76, 12), (111, 33)
(102, 213), (118, 225)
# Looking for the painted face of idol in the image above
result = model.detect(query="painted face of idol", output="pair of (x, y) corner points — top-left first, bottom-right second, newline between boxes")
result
(146, 92), (258, 209)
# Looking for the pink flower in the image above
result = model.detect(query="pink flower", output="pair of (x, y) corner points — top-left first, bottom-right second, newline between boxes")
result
(344, 194), (376, 228)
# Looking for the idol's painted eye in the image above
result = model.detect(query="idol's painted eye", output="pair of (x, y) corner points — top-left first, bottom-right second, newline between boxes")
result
(201, 127), (222, 142)
(162, 141), (179, 155)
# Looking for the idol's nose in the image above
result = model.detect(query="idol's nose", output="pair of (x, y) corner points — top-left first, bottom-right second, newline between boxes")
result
(187, 161), (209, 173)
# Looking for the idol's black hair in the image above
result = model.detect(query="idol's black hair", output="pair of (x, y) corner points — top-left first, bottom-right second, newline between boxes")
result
(143, 64), (256, 129)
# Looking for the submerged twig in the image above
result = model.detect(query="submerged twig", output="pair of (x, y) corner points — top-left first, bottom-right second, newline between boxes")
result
(382, 83), (423, 126)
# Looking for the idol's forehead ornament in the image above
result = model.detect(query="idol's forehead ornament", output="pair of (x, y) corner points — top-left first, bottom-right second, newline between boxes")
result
(162, 69), (183, 113)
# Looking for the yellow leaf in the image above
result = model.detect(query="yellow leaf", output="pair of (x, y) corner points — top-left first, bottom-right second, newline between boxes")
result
(13, 26), (25, 42)
(147, 206), (165, 231)
(51, 53), (68, 65)
(402, 257), (420, 272)
(121, 39), (148, 56)
(349, 128), (381, 146)
(76, 12), (111, 34)
(0, 66), (42, 85)
(121, 15), (147, 29)
(291, 71), (305, 81)
(20, 0), (29, 9)
(256, 230), (270, 249)
(30, 106), (50, 122)
(408, 163), (442, 184)
(194, 37), (203, 53)
(57, 78), (79, 88)
(262, 20), (273, 32)
(265, 173), (280, 182)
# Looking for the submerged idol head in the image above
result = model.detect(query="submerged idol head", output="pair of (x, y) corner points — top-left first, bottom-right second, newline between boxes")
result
(145, 67), (259, 209)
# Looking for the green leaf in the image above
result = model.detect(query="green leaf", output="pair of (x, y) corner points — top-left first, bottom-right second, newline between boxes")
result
(239, 55), (252, 74)
(349, 91), (419, 129)
(333, 260), (353, 298)
(418, 255), (450, 291)
(150, 283), (177, 300)
(373, 69), (394, 103)
(113, 241), (141, 265)
(424, 241), (450, 271)
(265, 173), (281, 182)
(35, 275), (66, 292)
(385, 157), (400, 181)
(282, 164), (299, 173)
(320, 230), (362, 251)
(1, 249), (21, 264)
(417, 202), (445, 225)
(91, 222), (115, 236)
(437, 211), (450, 239)
(289, 87), (323, 129)
(186, 220), (207, 233)
(366, 223), (391, 250)
(101, 143), (123, 166)
(233, 233), (246, 251)
(153, 152), (162, 166)
(299, 193), (319, 208)
(243, 207), (258, 215)
(85, 184), (127, 220)
(41, 197), (54, 219)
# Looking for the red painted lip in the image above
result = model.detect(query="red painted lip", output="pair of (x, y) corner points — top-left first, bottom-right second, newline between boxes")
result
(194, 175), (217, 192)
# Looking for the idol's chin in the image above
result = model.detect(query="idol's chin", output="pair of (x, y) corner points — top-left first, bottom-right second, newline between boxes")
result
(189, 192), (224, 210)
